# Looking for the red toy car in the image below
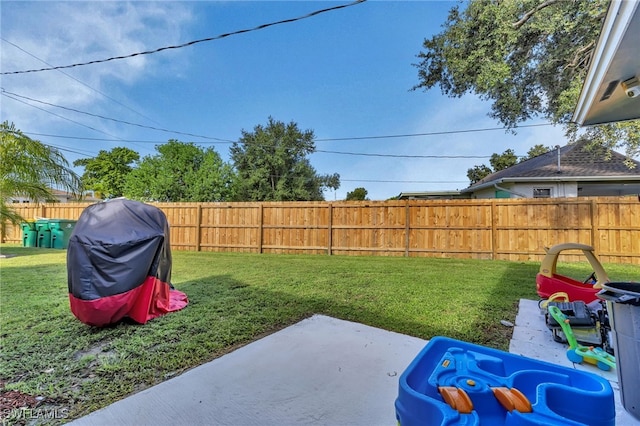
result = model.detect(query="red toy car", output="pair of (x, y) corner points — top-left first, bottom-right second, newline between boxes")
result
(536, 243), (610, 303)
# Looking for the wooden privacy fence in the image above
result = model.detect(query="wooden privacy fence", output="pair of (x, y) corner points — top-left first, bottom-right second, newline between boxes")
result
(3, 197), (639, 264)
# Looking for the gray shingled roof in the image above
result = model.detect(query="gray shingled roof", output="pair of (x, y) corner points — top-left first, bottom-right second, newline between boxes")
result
(464, 139), (640, 191)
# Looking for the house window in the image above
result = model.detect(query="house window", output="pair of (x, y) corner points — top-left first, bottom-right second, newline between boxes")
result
(533, 188), (552, 198)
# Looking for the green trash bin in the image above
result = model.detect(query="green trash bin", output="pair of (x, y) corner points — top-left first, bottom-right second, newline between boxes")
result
(20, 220), (37, 247)
(35, 219), (52, 248)
(49, 219), (77, 249)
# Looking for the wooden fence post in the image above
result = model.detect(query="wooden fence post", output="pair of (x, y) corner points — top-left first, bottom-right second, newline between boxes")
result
(195, 204), (202, 252)
(327, 203), (333, 256)
(405, 201), (410, 257)
(258, 203), (264, 254)
(491, 201), (497, 260)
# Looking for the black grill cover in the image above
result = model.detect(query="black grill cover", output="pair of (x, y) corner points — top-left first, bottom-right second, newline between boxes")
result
(67, 199), (187, 326)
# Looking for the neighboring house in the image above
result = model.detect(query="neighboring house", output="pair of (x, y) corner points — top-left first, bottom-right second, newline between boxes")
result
(403, 1), (640, 201)
(396, 191), (470, 200)
(461, 140), (640, 199)
(10, 189), (100, 203)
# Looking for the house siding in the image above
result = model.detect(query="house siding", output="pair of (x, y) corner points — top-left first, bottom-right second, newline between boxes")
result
(472, 181), (579, 199)
(517, 182), (578, 198)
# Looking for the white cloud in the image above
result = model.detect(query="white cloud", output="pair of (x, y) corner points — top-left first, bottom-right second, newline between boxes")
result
(1, 1), (193, 134)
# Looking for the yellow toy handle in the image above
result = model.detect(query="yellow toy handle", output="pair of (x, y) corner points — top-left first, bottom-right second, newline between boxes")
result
(548, 292), (569, 302)
(539, 292), (570, 310)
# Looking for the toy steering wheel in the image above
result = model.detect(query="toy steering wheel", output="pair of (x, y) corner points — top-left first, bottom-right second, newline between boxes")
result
(583, 272), (597, 284)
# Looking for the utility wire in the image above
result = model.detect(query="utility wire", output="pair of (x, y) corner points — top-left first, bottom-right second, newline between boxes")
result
(3, 93), (125, 142)
(1, 38), (164, 126)
(46, 143), (99, 158)
(1, 0), (367, 75)
(6, 90), (554, 147)
(3, 92), (154, 153)
(18, 118), (554, 147)
(315, 123), (554, 141)
(25, 133), (176, 143)
(315, 150), (491, 159)
(1, 89), (234, 142)
(20, 130), (535, 159)
(31, 146), (474, 185)
(341, 179), (467, 183)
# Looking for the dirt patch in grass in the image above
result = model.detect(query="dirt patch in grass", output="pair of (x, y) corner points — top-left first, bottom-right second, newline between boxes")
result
(0, 386), (39, 412)
(0, 380), (69, 424)
(0, 389), (37, 424)
(73, 341), (115, 361)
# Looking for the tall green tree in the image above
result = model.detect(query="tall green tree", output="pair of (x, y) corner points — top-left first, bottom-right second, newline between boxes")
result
(346, 187), (369, 201)
(467, 149), (518, 184)
(524, 144), (553, 160)
(188, 147), (238, 202)
(466, 164), (493, 185)
(123, 140), (236, 202)
(230, 117), (340, 201)
(489, 149), (518, 172)
(0, 121), (81, 231)
(73, 147), (139, 199)
(414, 0), (640, 158)
(467, 145), (553, 184)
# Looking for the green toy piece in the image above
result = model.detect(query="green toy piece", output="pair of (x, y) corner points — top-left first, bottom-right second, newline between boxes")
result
(548, 305), (616, 371)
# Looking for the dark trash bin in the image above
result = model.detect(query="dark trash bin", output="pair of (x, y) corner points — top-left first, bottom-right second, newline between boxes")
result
(49, 219), (77, 249)
(35, 219), (52, 248)
(20, 220), (37, 247)
(598, 282), (640, 421)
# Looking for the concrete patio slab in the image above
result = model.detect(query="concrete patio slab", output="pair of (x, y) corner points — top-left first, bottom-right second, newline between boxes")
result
(69, 299), (637, 425)
(69, 315), (427, 426)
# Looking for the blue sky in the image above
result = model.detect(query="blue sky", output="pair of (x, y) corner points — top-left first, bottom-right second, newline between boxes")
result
(1, 0), (567, 200)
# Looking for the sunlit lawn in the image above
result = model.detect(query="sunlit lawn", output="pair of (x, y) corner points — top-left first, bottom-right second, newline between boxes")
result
(1, 245), (638, 423)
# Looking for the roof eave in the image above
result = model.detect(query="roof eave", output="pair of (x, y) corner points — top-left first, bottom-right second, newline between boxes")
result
(572, 1), (640, 126)
(463, 175), (640, 193)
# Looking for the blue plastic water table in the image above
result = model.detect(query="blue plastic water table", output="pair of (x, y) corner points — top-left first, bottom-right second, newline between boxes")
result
(395, 336), (615, 426)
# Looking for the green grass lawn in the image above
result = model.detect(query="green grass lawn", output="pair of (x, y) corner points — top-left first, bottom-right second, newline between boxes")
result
(1, 245), (638, 423)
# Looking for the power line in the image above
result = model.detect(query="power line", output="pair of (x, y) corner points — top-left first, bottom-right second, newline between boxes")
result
(315, 150), (491, 159)
(315, 123), (554, 141)
(3, 92), (158, 155)
(341, 179), (467, 183)
(24, 133), (173, 143)
(1, 38), (164, 127)
(1, 0), (367, 75)
(19, 130), (534, 159)
(33, 141), (471, 185)
(46, 143), (98, 158)
(23, 122), (555, 146)
(7, 91), (555, 147)
(1, 89), (234, 142)
(3, 92), (125, 142)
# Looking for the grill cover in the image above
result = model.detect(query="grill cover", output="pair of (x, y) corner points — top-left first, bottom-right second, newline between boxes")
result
(67, 199), (188, 326)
